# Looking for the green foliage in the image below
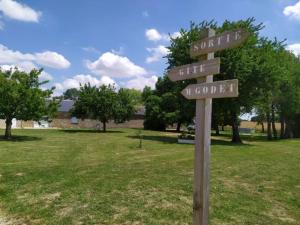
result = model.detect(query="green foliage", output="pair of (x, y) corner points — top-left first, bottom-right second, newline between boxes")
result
(73, 84), (117, 131)
(114, 88), (137, 123)
(144, 95), (166, 130)
(0, 68), (56, 138)
(141, 86), (153, 102)
(123, 88), (142, 106)
(73, 85), (137, 131)
(63, 88), (80, 100)
(145, 17), (300, 140)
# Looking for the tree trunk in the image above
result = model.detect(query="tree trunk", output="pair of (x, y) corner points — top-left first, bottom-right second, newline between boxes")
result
(221, 125), (224, 131)
(176, 121), (181, 132)
(284, 121), (293, 139)
(214, 123), (220, 135)
(261, 122), (265, 133)
(5, 118), (12, 139)
(102, 121), (106, 132)
(271, 104), (277, 139)
(280, 114), (285, 139)
(231, 111), (242, 143)
(266, 110), (272, 140)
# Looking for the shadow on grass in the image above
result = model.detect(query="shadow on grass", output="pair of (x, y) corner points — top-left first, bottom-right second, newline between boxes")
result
(59, 129), (124, 134)
(0, 135), (42, 142)
(128, 135), (178, 144)
(211, 139), (251, 146)
(211, 132), (270, 143)
(128, 135), (251, 146)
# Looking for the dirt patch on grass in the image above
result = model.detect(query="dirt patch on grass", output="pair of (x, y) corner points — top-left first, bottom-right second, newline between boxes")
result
(58, 206), (73, 217)
(265, 202), (296, 223)
(42, 192), (61, 202)
(221, 178), (254, 193)
(15, 173), (25, 177)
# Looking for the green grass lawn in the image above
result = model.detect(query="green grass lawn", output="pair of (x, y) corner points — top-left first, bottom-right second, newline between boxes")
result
(0, 129), (299, 225)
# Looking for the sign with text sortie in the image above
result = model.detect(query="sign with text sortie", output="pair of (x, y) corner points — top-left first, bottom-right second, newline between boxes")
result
(167, 28), (249, 225)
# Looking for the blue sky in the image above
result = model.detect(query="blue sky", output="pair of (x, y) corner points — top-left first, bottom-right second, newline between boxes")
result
(0, 0), (299, 96)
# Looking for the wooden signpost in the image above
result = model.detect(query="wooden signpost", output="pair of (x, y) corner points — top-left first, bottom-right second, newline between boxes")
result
(167, 58), (220, 82)
(167, 28), (249, 225)
(181, 79), (239, 99)
(190, 28), (250, 57)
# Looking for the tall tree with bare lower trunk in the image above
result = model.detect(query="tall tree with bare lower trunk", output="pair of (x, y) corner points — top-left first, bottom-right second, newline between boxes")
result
(0, 68), (56, 139)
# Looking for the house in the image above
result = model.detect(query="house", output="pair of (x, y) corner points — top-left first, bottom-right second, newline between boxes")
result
(0, 100), (145, 130)
(50, 99), (145, 129)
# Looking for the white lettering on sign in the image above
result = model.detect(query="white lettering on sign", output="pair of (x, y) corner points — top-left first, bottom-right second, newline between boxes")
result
(190, 28), (250, 57)
(181, 79), (238, 99)
(235, 30), (241, 40)
(186, 88), (191, 96)
(167, 58), (220, 82)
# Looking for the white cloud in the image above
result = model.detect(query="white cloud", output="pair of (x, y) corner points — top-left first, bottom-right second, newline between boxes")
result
(145, 28), (169, 42)
(53, 74), (117, 96)
(146, 45), (169, 63)
(145, 28), (181, 42)
(0, 44), (71, 69)
(171, 31), (181, 39)
(35, 51), (71, 69)
(286, 43), (300, 56)
(39, 71), (53, 81)
(125, 75), (158, 90)
(86, 52), (147, 78)
(0, 62), (53, 81)
(0, 44), (34, 63)
(283, 1), (300, 21)
(0, 0), (41, 22)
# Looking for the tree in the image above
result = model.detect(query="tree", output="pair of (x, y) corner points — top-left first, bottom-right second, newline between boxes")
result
(165, 18), (263, 142)
(142, 86), (153, 103)
(73, 84), (117, 132)
(0, 68), (56, 139)
(253, 38), (300, 139)
(114, 88), (137, 123)
(73, 85), (138, 132)
(213, 18), (264, 143)
(144, 95), (166, 131)
(63, 88), (80, 100)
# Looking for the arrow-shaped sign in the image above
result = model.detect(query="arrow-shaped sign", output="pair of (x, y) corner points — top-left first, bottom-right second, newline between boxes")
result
(181, 79), (238, 99)
(167, 58), (220, 82)
(190, 28), (250, 57)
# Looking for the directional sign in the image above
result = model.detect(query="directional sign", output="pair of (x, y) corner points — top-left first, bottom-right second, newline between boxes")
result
(181, 79), (238, 99)
(190, 28), (250, 57)
(167, 58), (220, 82)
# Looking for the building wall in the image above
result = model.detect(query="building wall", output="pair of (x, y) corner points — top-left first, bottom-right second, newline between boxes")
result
(0, 120), (34, 129)
(240, 121), (281, 131)
(50, 118), (144, 129)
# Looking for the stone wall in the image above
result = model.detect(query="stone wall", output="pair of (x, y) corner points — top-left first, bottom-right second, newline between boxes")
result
(0, 120), (34, 129)
(50, 118), (144, 129)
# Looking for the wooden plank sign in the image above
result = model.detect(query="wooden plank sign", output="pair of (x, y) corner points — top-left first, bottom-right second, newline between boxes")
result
(181, 79), (238, 99)
(190, 28), (250, 57)
(166, 27), (249, 225)
(167, 58), (220, 82)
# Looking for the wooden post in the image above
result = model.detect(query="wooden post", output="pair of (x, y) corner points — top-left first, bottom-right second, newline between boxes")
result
(193, 28), (215, 225)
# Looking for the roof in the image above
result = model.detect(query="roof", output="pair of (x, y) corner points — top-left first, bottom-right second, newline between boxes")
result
(58, 100), (74, 112)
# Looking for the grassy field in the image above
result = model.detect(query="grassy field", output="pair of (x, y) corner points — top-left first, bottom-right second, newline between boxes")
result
(0, 129), (299, 225)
